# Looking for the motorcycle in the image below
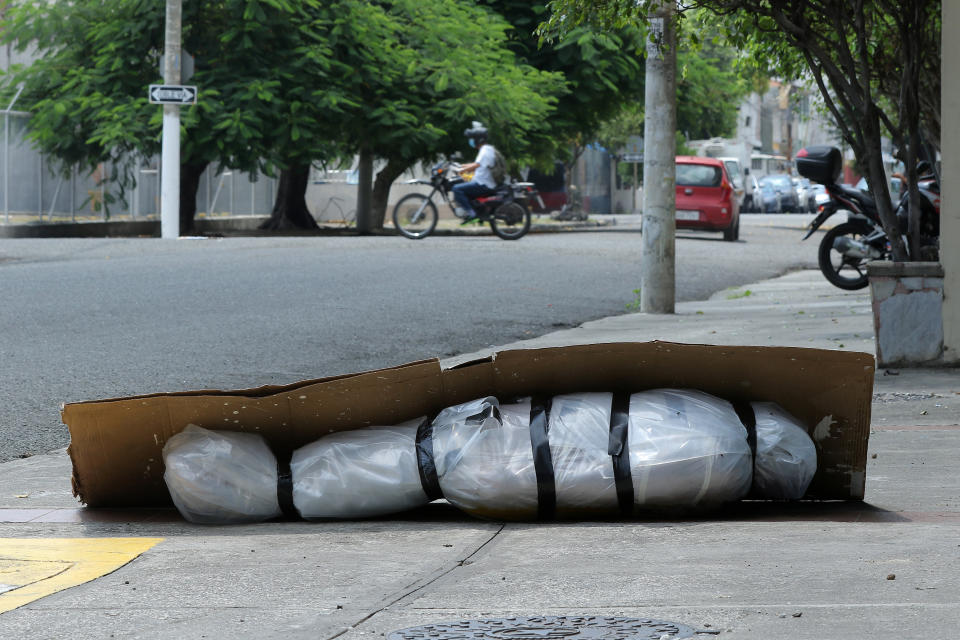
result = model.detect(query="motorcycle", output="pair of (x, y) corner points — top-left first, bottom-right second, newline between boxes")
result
(392, 157), (543, 240)
(796, 146), (940, 290)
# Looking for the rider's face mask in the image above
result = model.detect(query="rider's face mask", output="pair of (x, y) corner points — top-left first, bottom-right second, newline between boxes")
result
(468, 138), (476, 149)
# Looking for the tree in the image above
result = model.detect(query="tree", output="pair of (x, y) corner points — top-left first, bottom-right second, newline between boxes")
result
(690, 1), (940, 260)
(483, 1), (648, 196)
(1, 0), (345, 234)
(675, 17), (750, 141)
(325, 0), (564, 231)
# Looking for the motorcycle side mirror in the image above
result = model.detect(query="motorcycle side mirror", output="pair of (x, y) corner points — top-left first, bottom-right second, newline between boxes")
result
(450, 152), (463, 161)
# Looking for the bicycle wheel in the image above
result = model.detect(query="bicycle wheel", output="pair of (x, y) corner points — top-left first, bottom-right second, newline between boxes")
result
(490, 202), (531, 240)
(392, 194), (438, 239)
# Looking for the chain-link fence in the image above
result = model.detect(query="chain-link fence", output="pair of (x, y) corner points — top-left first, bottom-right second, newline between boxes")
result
(1, 111), (276, 225)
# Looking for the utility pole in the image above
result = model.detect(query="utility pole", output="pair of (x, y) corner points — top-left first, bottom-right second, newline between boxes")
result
(160, 0), (182, 238)
(639, 0), (677, 314)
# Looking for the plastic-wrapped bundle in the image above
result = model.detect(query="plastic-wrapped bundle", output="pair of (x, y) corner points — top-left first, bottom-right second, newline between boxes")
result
(162, 389), (818, 524)
(291, 417), (430, 519)
(627, 389), (753, 507)
(549, 392), (620, 517)
(162, 424), (281, 524)
(752, 402), (818, 499)
(431, 396), (538, 520)
(426, 390), (817, 520)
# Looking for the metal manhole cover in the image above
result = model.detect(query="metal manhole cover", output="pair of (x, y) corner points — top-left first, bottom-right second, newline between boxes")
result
(387, 616), (702, 640)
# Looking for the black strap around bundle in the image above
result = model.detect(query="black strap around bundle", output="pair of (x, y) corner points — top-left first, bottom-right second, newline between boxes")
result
(529, 396), (556, 520)
(415, 416), (444, 501)
(608, 393), (634, 517)
(275, 454), (298, 519)
(732, 401), (758, 461)
(733, 401), (759, 493)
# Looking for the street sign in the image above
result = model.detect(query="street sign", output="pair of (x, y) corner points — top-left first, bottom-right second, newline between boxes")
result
(148, 84), (197, 105)
(622, 153), (644, 163)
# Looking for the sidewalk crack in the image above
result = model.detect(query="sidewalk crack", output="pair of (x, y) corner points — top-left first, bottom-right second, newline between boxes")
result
(324, 524), (506, 640)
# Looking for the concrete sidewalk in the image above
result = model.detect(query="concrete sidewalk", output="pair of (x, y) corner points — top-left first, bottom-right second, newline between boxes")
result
(1, 269), (958, 639)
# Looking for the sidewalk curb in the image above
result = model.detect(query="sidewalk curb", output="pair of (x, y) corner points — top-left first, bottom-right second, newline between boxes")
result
(0, 217), (609, 238)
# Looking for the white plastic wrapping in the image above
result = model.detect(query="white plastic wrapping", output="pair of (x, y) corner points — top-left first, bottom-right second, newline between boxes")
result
(549, 392), (619, 516)
(162, 424), (281, 524)
(751, 401), (818, 499)
(291, 417), (431, 519)
(627, 389), (753, 507)
(431, 396), (538, 520)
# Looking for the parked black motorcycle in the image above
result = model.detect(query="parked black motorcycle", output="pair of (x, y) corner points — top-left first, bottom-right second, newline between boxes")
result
(392, 157), (542, 240)
(797, 146), (940, 290)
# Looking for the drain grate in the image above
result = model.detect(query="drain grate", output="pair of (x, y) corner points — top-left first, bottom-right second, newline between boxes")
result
(387, 616), (708, 640)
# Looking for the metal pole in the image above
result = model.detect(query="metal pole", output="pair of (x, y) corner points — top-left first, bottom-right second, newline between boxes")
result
(3, 85), (24, 223)
(133, 159), (140, 219)
(3, 112), (8, 224)
(71, 165), (76, 222)
(100, 161), (106, 220)
(160, 0), (182, 237)
(38, 153), (43, 221)
(639, 0), (677, 314)
(47, 174), (63, 220)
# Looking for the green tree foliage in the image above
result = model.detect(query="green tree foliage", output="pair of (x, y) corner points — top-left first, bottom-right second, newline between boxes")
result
(675, 19), (749, 141)
(481, 0), (647, 189)
(1, 0), (346, 232)
(1, 0), (563, 233)
(541, 0), (939, 260)
(326, 0), (564, 230)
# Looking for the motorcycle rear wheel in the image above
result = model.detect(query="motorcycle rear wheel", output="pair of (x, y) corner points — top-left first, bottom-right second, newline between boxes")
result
(392, 194), (438, 239)
(817, 221), (881, 290)
(490, 202), (531, 240)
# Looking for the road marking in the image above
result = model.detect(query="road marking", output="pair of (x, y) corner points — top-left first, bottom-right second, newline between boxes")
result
(0, 537), (163, 613)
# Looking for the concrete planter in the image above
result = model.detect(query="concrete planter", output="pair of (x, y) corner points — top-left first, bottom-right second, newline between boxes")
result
(867, 261), (945, 367)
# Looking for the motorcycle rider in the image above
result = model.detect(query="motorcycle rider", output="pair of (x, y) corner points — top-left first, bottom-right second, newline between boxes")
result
(453, 122), (498, 219)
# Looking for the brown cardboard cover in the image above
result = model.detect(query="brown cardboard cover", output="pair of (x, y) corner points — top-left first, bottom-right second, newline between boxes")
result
(62, 342), (874, 507)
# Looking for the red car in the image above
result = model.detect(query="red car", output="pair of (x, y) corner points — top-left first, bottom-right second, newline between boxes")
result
(675, 156), (740, 241)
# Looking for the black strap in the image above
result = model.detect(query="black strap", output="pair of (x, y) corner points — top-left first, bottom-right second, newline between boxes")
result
(733, 401), (758, 466)
(529, 396), (556, 520)
(276, 453), (298, 519)
(608, 393), (634, 517)
(415, 416), (444, 501)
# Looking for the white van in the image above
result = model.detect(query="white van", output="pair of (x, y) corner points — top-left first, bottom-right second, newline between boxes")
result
(717, 157), (745, 208)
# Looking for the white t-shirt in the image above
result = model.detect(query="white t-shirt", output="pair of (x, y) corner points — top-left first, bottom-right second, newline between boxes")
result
(472, 144), (497, 188)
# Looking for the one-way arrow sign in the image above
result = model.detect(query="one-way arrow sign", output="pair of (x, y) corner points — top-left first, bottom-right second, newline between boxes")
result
(148, 84), (197, 105)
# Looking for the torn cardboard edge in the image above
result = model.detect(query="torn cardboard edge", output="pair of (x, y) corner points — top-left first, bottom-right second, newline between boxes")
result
(62, 341), (875, 508)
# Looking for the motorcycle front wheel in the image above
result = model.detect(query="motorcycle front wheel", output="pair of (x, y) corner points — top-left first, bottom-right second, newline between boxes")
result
(817, 221), (882, 290)
(490, 202), (531, 240)
(392, 194), (438, 239)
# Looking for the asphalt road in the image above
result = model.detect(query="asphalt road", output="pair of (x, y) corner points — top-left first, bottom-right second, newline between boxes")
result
(0, 219), (818, 460)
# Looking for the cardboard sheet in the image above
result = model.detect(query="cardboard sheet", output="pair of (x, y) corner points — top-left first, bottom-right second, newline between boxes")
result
(62, 342), (875, 507)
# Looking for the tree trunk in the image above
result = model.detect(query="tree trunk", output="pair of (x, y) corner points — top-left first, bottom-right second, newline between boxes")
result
(259, 165), (318, 231)
(861, 112), (907, 261)
(179, 161), (207, 236)
(372, 159), (408, 229)
(354, 148), (374, 235)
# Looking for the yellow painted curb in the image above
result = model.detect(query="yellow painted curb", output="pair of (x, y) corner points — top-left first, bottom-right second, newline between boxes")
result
(0, 537), (163, 613)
